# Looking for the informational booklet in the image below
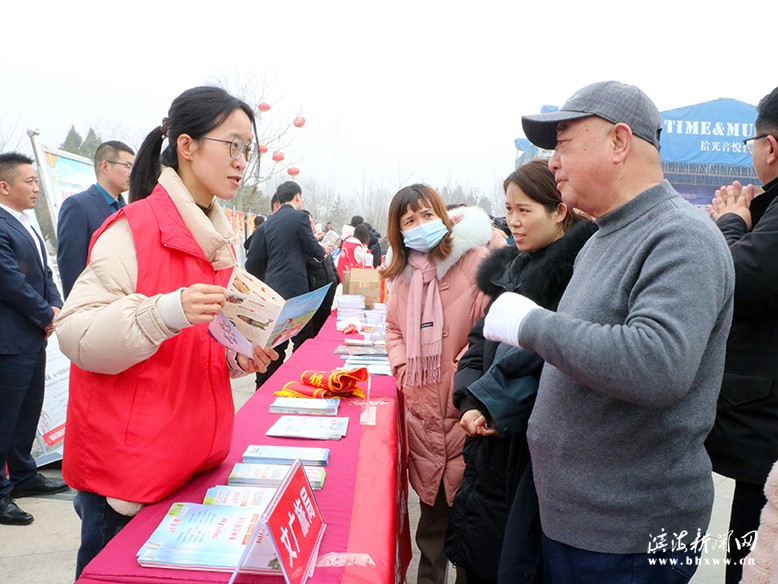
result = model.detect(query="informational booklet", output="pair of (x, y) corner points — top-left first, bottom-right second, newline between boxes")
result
(269, 397), (340, 416)
(228, 462), (326, 490)
(342, 360), (392, 376)
(265, 416), (350, 440)
(321, 230), (341, 248)
(208, 267), (331, 356)
(136, 502), (281, 574)
(242, 444), (330, 467)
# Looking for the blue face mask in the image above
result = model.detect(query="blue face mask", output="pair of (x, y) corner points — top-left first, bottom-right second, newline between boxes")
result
(402, 219), (449, 253)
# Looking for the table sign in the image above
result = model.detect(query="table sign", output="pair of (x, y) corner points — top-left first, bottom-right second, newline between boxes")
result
(230, 459), (326, 584)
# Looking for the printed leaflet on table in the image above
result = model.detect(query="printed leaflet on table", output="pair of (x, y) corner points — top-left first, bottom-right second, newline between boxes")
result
(242, 444), (330, 466)
(269, 397), (340, 416)
(265, 416), (349, 440)
(229, 462), (327, 490)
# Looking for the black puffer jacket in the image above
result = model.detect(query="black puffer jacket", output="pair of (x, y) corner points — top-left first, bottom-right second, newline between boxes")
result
(445, 219), (597, 584)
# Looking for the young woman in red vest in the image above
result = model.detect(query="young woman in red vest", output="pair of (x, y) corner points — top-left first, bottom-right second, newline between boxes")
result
(55, 86), (278, 579)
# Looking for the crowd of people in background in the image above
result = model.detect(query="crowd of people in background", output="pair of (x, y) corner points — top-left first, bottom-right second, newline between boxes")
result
(2, 80), (778, 584)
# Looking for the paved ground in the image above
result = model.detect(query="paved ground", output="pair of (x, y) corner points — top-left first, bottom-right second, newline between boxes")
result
(1, 372), (735, 583)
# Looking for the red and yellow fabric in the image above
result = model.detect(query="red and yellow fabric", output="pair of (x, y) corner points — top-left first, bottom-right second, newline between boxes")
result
(276, 367), (368, 398)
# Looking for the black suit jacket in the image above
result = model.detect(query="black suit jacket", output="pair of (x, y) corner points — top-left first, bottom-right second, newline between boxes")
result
(251, 205), (325, 299)
(0, 207), (63, 355)
(706, 179), (778, 485)
(56, 184), (119, 297)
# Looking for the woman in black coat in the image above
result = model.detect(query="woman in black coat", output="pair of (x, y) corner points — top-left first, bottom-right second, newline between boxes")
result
(445, 160), (596, 584)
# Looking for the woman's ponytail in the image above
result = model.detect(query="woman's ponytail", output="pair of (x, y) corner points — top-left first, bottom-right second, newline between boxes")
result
(128, 127), (165, 202)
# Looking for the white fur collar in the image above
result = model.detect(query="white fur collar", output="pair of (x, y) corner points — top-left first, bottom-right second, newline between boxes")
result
(435, 206), (493, 279)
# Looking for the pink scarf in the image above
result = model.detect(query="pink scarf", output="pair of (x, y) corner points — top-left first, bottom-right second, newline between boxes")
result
(405, 251), (443, 387)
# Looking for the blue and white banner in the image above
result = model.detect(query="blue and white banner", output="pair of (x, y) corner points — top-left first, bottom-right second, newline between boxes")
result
(660, 98), (757, 166)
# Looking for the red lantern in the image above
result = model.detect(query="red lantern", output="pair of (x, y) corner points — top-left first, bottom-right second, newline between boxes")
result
(257, 102), (271, 112)
(293, 116), (305, 128)
(258, 144), (268, 154)
(272, 151), (284, 162)
(287, 166), (300, 177)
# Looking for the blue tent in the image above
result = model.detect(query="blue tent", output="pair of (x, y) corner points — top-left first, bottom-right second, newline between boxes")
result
(660, 98), (759, 206)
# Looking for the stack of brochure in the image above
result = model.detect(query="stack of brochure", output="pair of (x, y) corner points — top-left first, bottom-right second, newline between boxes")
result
(337, 295), (365, 321)
(203, 485), (278, 507)
(269, 396), (340, 416)
(242, 444), (330, 466)
(265, 416), (349, 440)
(333, 345), (388, 356)
(136, 501), (281, 574)
(228, 462), (326, 490)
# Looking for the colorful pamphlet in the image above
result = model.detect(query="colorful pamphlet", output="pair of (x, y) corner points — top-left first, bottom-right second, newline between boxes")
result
(136, 502), (281, 574)
(208, 267), (331, 355)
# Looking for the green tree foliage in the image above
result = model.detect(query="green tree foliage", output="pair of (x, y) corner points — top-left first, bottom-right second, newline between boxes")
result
(79, 128), (101, 158)
(60, 126), (102, 159)
(59, 125), (83, 154)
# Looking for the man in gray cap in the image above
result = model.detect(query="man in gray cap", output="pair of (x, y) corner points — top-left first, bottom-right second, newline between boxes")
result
(483, 81), (735, 582)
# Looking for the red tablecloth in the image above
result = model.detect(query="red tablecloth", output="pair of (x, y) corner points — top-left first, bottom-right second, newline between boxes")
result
(77, 313), (411, 584)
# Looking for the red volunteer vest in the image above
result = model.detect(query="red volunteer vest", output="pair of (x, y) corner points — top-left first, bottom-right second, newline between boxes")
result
(337, 238), (364, 281)
(63, 185), (234, 502)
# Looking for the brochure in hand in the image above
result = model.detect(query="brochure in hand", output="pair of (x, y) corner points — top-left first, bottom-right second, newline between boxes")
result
(208, 267), (332, 356)
(242, 444), (330, 466)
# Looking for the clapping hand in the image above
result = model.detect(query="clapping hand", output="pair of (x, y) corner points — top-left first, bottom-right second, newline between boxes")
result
(708, 181), (755, 229)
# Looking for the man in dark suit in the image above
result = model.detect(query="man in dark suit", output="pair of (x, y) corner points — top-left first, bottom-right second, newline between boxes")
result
(246, 181), (328, 388)
(56, 141), (134, 298)
(0, 152), (68, 526)
(705, 85), (778, 584)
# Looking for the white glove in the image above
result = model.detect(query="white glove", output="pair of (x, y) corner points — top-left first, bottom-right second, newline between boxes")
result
(483, 292), (540, 347)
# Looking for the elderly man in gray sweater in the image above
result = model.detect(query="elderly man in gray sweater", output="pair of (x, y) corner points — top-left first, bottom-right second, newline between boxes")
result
(484, 81), (735, 583)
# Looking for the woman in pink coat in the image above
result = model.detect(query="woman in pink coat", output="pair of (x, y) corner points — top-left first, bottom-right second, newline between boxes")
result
(382, 185), (492, 584)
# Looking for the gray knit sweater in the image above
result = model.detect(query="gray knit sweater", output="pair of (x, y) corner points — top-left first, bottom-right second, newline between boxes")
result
(520, 181), (734, 554)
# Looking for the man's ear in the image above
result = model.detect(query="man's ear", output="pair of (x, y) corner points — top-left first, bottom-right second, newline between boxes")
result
(766, 134), (778, 166)
(611, 123), (632, 163)
(0, 180), (8, 196)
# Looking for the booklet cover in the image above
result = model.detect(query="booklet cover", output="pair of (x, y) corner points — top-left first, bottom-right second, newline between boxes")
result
(208, 267), (331, 355)
(269, 397), (340, 416)
(265, 416), (350, 440)
(242, 444), (330, 467)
